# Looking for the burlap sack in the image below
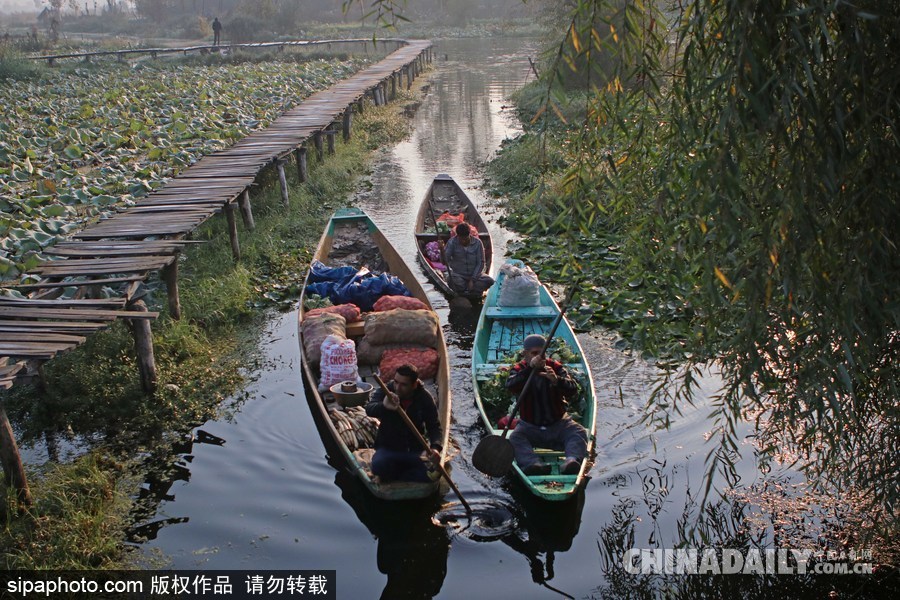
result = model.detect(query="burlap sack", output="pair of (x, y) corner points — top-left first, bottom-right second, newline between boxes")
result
(301, 312), (346, 365)
(363, 309), (440, 347)
(380, 347), (440, 381)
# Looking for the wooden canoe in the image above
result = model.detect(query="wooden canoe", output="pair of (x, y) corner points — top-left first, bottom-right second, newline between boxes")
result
(299, 207), (452, 501)
(414, 173), (493, 301)
(471, 259), (596, 501)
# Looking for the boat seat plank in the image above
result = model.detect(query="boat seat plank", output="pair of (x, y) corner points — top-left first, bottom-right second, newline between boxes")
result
(493, 321), (507, 360)
(486, 321), (505, 362)
(485, 306), (558, 319)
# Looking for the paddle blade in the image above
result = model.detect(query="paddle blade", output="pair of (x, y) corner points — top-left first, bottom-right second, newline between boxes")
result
(472, 435), (515, 477)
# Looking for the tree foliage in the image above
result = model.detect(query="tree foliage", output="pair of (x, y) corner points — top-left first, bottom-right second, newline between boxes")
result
(528, 0), (900, 519)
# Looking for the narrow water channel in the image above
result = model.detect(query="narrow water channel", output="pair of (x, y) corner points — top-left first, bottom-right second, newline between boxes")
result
(131, 38), (867, 599)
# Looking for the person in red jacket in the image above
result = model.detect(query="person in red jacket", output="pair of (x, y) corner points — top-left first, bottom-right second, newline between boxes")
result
(506, 334), (587, 476)
(366, 364), (442, 482)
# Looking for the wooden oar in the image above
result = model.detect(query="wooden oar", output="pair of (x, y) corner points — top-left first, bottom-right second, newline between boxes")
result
(471, 286), (577, 477)
(373, 374), (472, 515)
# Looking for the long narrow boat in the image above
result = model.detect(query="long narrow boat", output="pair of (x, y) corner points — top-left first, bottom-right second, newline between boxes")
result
(414, 173), (493, 301)
(299, 207), (452, 501)
(472, 259), (596, 501)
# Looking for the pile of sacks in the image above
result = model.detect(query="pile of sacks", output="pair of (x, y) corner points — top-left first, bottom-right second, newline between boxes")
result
(359, 295), (440, 381)
(300, 294), (441, 388)
(301, 307), (363, 392)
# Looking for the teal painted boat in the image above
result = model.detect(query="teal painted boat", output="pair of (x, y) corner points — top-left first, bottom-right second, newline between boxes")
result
(472, 259), (596, 501)
(299, 207), (452, 501)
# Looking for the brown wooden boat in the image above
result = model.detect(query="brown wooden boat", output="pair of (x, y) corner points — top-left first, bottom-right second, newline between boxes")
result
(298, 207), (452, 500)
(414, 173), (493, 301)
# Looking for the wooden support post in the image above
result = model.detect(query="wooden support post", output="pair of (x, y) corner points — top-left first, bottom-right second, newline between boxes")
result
(342, 109), (352, 141)
(161, 261), (181, 320)
(0, 402), (32, 507)
(326, 130), (335, 155)
(356, 98), (365, 114)
(407, 65), (413, 90)
(276, 159), (290, 206)
(225, 202), (241, 260)
(238, 189), (255, 230)
(295, 146), (308, 182)
(391, 74), (397, 100)
(314, 132), (324, 161)
(128, 299), (157, 394)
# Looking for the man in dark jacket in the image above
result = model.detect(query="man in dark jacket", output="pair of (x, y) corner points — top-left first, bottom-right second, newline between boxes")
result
(366, 364), (442, 482)
(506, 334), (587, 476)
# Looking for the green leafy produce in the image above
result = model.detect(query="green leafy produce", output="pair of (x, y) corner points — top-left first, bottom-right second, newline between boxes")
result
(478, 340), (583, 425)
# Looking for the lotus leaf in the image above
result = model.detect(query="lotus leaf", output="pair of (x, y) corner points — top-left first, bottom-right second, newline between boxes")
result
(0, 56), (372, 280)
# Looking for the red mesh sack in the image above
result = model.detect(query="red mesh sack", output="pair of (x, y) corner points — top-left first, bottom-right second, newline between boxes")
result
(306, 303), (362, 322)
(372, 295), (429, 312)
(379, 347), (439, 381)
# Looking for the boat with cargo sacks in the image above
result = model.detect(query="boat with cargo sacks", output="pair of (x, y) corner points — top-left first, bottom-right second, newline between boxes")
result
(299, 207), (452, 500)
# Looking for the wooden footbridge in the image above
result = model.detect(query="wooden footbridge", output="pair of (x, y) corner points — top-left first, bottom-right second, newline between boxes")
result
(0, 39), (433, 503)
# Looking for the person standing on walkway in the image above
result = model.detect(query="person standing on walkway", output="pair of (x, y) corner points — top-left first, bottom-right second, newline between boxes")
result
(212, 17), (222, 46)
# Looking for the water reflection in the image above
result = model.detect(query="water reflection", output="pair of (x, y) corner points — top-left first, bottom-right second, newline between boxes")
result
(593, 469), (897, 599)
(500, 485), (586, 599)
(334, 469), (449, 600)
(446, 304), (479, 340)
(127, 429), (226, 543)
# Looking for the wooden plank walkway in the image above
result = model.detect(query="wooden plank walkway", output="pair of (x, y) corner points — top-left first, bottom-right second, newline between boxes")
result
(31, 38), (407, 65)
(0, 39), (432, 391)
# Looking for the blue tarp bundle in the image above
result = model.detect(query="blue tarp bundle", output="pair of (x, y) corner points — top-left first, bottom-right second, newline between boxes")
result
(305, 260), (411, 311)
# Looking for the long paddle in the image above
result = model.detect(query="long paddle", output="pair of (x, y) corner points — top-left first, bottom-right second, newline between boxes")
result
(471, 285), (577, 477)
(372, 374), (472, 515)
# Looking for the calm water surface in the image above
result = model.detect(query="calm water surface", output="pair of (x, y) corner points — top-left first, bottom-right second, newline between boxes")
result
(128, 38), (825, 599)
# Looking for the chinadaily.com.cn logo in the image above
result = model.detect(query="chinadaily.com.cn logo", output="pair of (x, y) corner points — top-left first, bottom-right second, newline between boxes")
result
(622, 548), (873, 575)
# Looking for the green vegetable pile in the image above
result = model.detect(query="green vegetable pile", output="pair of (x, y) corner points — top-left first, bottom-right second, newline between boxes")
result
(478, 339), (584, 426)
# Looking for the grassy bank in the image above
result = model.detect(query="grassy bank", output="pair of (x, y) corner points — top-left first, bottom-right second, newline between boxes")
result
(483, 82), (661, 347)
(0, 77), (424, 569)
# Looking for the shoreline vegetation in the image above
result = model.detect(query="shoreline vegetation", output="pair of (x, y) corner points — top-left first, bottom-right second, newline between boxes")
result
(486, 108), (900, 575)
(0, 48), (428, 568)
(486, 0), (900, 584)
